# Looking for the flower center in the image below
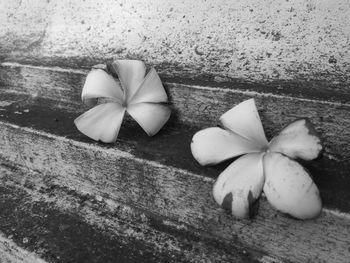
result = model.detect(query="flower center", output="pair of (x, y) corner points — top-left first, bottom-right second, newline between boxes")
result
(122, 101), (128, 108)
(262, 145), (270, 153)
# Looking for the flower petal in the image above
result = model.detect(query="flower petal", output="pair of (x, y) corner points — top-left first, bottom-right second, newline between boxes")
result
(263, 152), (322, 219)
(220, 98), (268, 148)
(81, 69), (124, 107)
(191, 127), (263, 166)
(269, 119), (322, 160)
(112, 60), (146, 101)
(213, 153), (265, 218)
(74, 103), (125, 143)
(126, 103), (171, 136)
(129, 68), (168, 104)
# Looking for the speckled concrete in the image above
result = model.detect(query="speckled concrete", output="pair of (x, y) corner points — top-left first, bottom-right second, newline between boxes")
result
(1, 2), (350, 261)
(0, 0), (349, 83)
(0, 232), (46, 263)
(0, 100), (350, 262)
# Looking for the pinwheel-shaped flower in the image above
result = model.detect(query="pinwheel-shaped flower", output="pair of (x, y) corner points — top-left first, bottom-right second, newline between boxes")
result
(191, 99), (323, 219)
(74, 60), (171, 143)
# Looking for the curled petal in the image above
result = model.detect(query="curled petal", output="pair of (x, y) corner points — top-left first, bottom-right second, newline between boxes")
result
(220, 98), (268, 148)
(191, 127), (263, 166)
(126, 103), (171, 136)
(263, 152), (322, 219)
(74, 103), (125, 143)
(269, 119), (322, 160)
(82, 69), (124, 107)
(129, 68), (168, 104)
(112, 60), (146, 101)
(213, 153), (265, 218)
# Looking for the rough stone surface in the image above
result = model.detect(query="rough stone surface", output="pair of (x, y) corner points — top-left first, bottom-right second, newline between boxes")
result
(0, 165), (278, 263)
(1, 1), (350, 262)
(0, 0), (349, 85)
(1, 64), (349, 167)
(0, 98), (349, 263)
(0, 232), (46, 263)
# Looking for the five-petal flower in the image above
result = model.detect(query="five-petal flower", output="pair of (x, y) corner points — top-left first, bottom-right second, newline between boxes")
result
(191, 98), (323, 219)
(74, 60), (171, 143)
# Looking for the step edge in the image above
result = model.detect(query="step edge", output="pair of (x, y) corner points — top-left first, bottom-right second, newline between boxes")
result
(2, 62), (349, 108)
(0, 120), (212, 183)
(0, 164), (286, 263)
(0, 120), (349, 263)
(0, 118), (348, 221)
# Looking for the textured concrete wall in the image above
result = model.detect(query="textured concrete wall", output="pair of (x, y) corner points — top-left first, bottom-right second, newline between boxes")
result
(0, 0), (349, 84)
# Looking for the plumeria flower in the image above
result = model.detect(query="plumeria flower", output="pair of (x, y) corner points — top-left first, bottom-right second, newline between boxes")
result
(191, 99), (323, 219)
(74, 60), (171, 143)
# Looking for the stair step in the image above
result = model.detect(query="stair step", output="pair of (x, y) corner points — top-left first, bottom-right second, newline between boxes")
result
(2, 165), (270, 263)
(1, 1), (350, 261)
(0, 93), (349, 262)
(2, 62), (350, 164)
(1, 64), (350, 212)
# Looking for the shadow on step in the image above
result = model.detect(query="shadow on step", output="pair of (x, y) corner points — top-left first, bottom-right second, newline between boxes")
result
(0, 92), (349, 213)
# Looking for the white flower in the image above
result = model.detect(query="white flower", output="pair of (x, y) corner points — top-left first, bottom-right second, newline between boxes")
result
(74, 60), (171, 143)
(191, 99), (323, 219)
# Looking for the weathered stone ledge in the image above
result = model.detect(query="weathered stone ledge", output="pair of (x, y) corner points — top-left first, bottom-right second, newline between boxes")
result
(0, 94), (349, 262)
(2, 164), (272, 263)
(1, 62), (350, 104)
(1, 63), (350, 167)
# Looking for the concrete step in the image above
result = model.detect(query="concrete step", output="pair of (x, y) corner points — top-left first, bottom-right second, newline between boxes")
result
(1, 1), (350, 262)
(0, 91), (349, 263)
(2, 165), (269, 263)
(1, 62), (350, 212)
(1, 62), (350, 160)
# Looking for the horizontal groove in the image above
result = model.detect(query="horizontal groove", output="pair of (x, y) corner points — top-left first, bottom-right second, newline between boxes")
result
(1, 62), (89, 75)
(1, 120), (212, 183)
(2, 62), (350, 107)
(183, 83), (350, 107)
